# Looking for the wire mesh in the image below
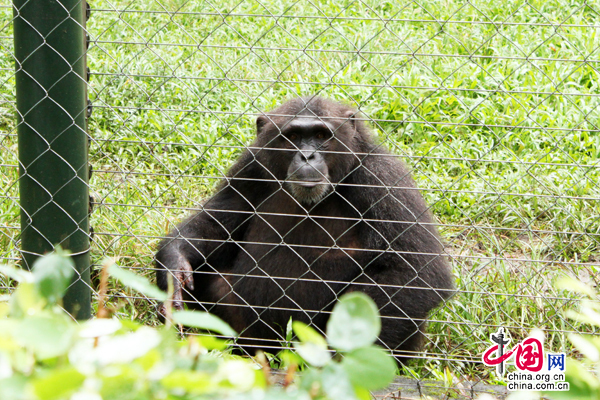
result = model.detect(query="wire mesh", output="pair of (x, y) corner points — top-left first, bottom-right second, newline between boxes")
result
(2, 0), (600, 397)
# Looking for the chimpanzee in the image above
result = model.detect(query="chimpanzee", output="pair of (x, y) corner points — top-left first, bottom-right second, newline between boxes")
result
(155, 97), (454, 360)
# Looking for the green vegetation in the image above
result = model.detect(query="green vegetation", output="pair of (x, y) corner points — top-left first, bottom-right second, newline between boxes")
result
(1, 0), (599, 384)
(0, 252), (396, 400)
(544, 277), (600, 400)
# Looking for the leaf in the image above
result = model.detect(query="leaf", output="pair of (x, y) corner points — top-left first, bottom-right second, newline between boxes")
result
(292, 318), (329, 367)
(341, 346), (396, 390)
(99, 365), (141, 399)
(555, 276), (596, 297)
(136, 349), (161, 372)
(298, 368), (322, 394)
(285, 317), (293, 342)
(10, 282), (45, 317)
(16, 313), (77, 359)
(354, 386), (372, 400)
(321, 363), (358, 400)
(0, 265), (33, 283)
(72, 326), (162, 368)
(32, 368), (85, 400)
(326, 292), (381, 351)
(161, 370), (213, 394)
(79, 318), (122, 338)
(197, 335), (229, 351)
(0, 376), (28, 400)
(217, 360), (257, 391)
(292, 321), (327, 347)
(0, 320), (18, 350)
(580, 304), (600, 326)
(568, 333), (600, 362)
(544, 359), (600, 400)
(32, 254), (75, 304)
(108, 263), (168, 301)
(172, 310), (237, 336)
(566, 306), (600, 327)
(277, 349), (304, 368)
(294, 342), (331, 367)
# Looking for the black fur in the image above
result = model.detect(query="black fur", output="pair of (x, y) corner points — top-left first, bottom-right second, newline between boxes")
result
(155, 97), (454, 360)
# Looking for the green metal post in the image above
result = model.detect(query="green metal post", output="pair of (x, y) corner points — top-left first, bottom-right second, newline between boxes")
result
(13, 0), (91, 319)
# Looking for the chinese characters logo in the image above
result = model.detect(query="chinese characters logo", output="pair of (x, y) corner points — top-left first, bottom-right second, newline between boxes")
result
(482, 328), (549, 375)
(481, 328), (568, 392)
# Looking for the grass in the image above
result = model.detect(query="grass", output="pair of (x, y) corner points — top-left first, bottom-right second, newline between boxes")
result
(1, 0), (600, 385)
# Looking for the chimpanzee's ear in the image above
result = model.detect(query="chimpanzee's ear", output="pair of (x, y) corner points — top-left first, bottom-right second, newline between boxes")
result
(256, 115), (268, 136)
(342, 109), (357, 129)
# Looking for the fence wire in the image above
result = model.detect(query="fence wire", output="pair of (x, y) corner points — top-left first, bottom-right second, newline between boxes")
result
(1, 0), (600, 397)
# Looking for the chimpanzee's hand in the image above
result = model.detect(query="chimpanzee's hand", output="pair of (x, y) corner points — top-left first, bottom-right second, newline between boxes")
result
(158, 256), (194, 319)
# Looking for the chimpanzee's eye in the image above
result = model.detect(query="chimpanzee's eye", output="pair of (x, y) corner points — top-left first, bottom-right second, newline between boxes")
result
(316, 130), (332, 140)
(288, 133), (298, 141)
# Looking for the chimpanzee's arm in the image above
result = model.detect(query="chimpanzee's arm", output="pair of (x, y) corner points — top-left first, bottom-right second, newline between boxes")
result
(342, 152), (454, 354)
(344, 151), (450, 285)
(155, 154), (260, 310)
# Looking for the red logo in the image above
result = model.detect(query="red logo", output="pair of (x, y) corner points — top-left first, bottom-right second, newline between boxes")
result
(482, 328), (544, 375)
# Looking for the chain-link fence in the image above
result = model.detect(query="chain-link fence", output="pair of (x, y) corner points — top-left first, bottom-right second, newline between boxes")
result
(2, 0), (600, 397)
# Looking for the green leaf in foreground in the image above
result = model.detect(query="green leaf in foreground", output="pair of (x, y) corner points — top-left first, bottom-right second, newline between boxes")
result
(341, 346), (396, 390)
(326, 292), (381, 352)
(543, 358), (600, 400)
(294, 342), (331, 367)
(32, 253), (75, 304)
(321, 363), (357, 400)
(568, 333), (600, 362)
(292, 321), (330, 366)
(161, 370), (213, 394)
(32, 367), (85, 400)
(172, 310), (237, 336)
(292, 321), (327, 347)
(9, 282), (45, 317)
(0, 376), (28, 400)
(555, 276), (597, 297)
(0, 265), (33, 283)
(108, 263), (168, 301)
(16, 313), (77, 359)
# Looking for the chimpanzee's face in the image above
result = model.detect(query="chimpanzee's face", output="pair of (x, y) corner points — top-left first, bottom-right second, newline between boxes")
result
(255, 113), (358, 205)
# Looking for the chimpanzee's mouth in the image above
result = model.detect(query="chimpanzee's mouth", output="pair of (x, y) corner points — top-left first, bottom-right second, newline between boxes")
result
(290, 179), (328, 188)
(286, 179), (332, 205)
